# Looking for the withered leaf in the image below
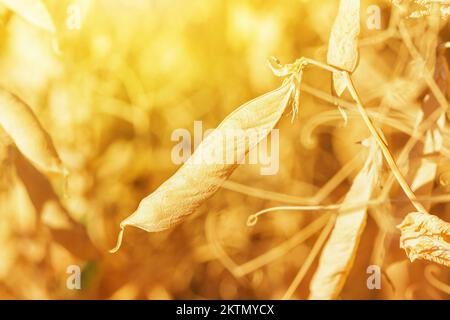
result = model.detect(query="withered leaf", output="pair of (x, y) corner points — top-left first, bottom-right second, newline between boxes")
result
(392, 0), (450, 19)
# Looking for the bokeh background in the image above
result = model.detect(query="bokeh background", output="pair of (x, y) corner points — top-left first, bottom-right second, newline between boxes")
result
(0, 0), (448, 299)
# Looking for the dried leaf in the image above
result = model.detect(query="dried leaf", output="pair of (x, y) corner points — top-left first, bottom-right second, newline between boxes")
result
(309, 140), (381, 299)
(0, 88), (66, 175)
(398, 211), (450, 267)
(0, 0), (55, 33)
(111, 80), (295, 252)
(327, 0), (360, 96)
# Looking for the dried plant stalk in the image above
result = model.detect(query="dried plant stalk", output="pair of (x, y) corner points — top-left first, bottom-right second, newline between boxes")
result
(0, 88), (66, 175)
(111, 80), (295, 252)
(309, 141), (381, 299)
(398, 212), (450, 267)
(327, 0), (360, 96)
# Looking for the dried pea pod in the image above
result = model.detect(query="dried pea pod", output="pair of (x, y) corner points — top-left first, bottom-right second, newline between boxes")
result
(111, 80), (295, 252)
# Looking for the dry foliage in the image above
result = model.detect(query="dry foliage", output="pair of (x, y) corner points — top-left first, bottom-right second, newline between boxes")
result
(0, 0), (55, 33)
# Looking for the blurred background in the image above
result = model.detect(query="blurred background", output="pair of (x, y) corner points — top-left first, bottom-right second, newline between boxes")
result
(0, 0), (448, 299)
